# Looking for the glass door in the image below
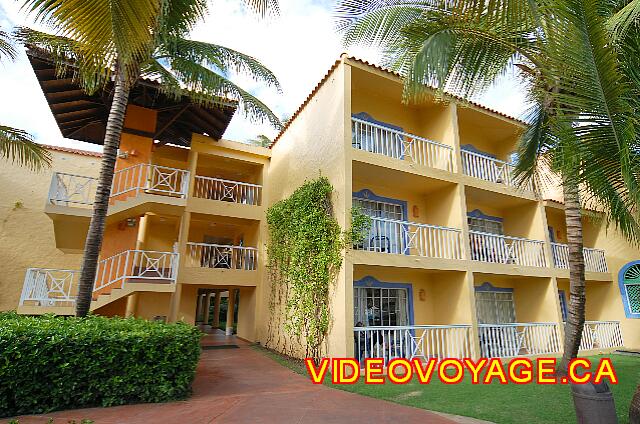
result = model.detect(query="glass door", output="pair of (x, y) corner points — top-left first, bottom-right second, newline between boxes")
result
(353, 197), (404, 254)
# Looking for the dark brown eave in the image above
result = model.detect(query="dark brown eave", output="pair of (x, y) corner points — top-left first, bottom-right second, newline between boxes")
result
(26, 48), (237, 147)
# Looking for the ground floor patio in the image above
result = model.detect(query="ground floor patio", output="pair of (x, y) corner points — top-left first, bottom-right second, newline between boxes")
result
(12, 330), (462, 424)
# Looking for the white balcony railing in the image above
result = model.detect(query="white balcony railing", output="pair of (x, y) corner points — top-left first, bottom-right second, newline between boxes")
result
(354, 324), (473, 366)
(469, 231), (547, 267)
(93, 250), (179, 293)
(355, 217), (464, 260)
(478, 322), (561, 358)
(19, 268), (78, 306)
(185, 242), (257, 270)
(461, 150), (535, 192)
(48, 172), (97, 208)
(193, 176), (262, 206)
(551, 243), (608, 273)
(578, 321), (624, 351)
(351, 117), (454, 172)
(111, 164), (189, 199)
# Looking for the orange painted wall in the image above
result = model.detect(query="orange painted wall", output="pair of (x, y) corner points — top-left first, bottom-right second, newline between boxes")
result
(97, 105), (157, 296)
(110, 105), (156, 203)
(93, 219), (139, 297)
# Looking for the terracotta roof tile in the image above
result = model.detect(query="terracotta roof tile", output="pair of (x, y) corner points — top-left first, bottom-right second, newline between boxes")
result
(44, 144), (103, 158)
(271, 54), (526, 148)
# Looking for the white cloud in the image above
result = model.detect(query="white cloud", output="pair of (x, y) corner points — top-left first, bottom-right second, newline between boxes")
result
(0, 0), (527, 151)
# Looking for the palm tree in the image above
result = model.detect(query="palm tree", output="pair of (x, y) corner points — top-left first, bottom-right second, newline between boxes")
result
(247, 134), (272, 147)
(19, 0), (282, 317)
(608, 3), (640, 421)
(0, 27), (50, 170)
(336, 0), (640, 371)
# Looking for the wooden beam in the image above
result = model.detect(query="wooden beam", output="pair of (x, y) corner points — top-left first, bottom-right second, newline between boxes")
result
(154, 104), (190, 139)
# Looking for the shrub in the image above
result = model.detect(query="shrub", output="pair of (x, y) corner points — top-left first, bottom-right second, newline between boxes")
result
(0, 312), (202, 417)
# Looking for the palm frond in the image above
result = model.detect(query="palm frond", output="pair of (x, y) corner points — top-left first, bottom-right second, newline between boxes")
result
(0, 27), (18, 61)
(607, 0), (640, 40)
(15, 27), (111, 94)
(242, 0), (280, 17)
(160, 37), (281, 91)
(339, 4), (426, 49)
(158, 0), (208, 37)
(163, 56), (281, 129)
(0, 125), (51, 170)
(21, 0), (161, 69)
(403, 12), (536, 101)
(513, 99), (553, 183)
(542, 0), (640, 241)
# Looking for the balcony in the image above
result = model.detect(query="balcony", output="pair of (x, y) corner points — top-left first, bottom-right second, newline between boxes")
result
(351, 117), (454, 173)
(45, 173), (97, 252)
(354, 217), (464, 261)
(461, 150), (535, 193)
(18, 250), (178, 314)
(111, 164), (189, 199)
(469, 231), (547, 268)
(577, 321), (624, 351)
(18, 268), (78, 315)
(45, 165), (190, 250)
(48, 164), (190, 209)
(93, 249), (179, 296)
(48, 173), (97, 209)
(551, 243), (608, 273)
(354, 324), (473, 366)
(193, 176), (262, 206)
(181, 242), (259, 286)
(189, 176), (263, 220)
(478, 322), (561, 358)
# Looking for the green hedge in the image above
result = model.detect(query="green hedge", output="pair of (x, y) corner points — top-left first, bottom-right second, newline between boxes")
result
(0, 312), (202, 418)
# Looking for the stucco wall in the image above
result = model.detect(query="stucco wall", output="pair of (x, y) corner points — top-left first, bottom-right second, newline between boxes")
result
(0, 148), (100, 311)
(260, 60), (349, 358)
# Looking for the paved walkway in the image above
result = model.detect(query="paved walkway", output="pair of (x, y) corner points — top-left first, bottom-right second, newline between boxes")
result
(14, 332), (458, 424)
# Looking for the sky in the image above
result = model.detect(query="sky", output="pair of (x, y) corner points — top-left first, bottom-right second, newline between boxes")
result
(0, 0), (528, 153)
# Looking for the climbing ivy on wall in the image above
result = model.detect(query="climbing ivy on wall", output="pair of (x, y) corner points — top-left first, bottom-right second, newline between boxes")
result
(265, 176), (370, 361)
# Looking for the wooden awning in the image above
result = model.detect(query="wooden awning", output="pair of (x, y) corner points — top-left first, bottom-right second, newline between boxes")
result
(26, 49), (237, 147)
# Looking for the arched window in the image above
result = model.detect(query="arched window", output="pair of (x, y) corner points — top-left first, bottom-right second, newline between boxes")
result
(619, 262), (640, 318)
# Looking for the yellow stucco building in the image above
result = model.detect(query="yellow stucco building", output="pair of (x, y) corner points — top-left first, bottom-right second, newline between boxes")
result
(5, 53), (640, 363)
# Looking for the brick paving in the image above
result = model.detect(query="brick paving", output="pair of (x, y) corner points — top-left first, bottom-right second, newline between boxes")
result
(13, 331), (457, 424)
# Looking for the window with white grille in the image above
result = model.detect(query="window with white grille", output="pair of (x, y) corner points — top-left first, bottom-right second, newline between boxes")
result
(354, 286), (409, 327)
(468, 216), (504, 235)
(353, 198), (403, 220)
(475, 290), (516, 324)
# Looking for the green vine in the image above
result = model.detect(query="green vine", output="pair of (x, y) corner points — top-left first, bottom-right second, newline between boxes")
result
(265, 177), (370, 360)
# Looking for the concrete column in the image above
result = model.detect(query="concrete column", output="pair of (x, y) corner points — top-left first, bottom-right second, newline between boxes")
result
(187, 149), (198, 197)
(125, 293), (139, 318)
(212, 291), (222, 327)
(135, 214), (149, 250)
(168, 283), (183, 322)
(196, 293), (205, 323)
(168, 209), (191, 322)
(203, 292), (214, 325)
(226, 289), (237, 336)
(449, 103), (463, 174)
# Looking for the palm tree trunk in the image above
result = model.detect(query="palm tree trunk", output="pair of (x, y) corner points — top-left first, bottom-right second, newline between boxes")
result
(558, 177), (586, 372)
(75, 66), (131, 317)
(630, 386), (640, 423)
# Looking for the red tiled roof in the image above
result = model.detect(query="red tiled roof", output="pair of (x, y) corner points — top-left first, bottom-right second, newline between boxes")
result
(271, 54), (526, 148)
(43, 144), (102, 158)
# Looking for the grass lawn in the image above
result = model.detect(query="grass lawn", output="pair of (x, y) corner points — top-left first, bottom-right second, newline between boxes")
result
(255, 347), (640, 424)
